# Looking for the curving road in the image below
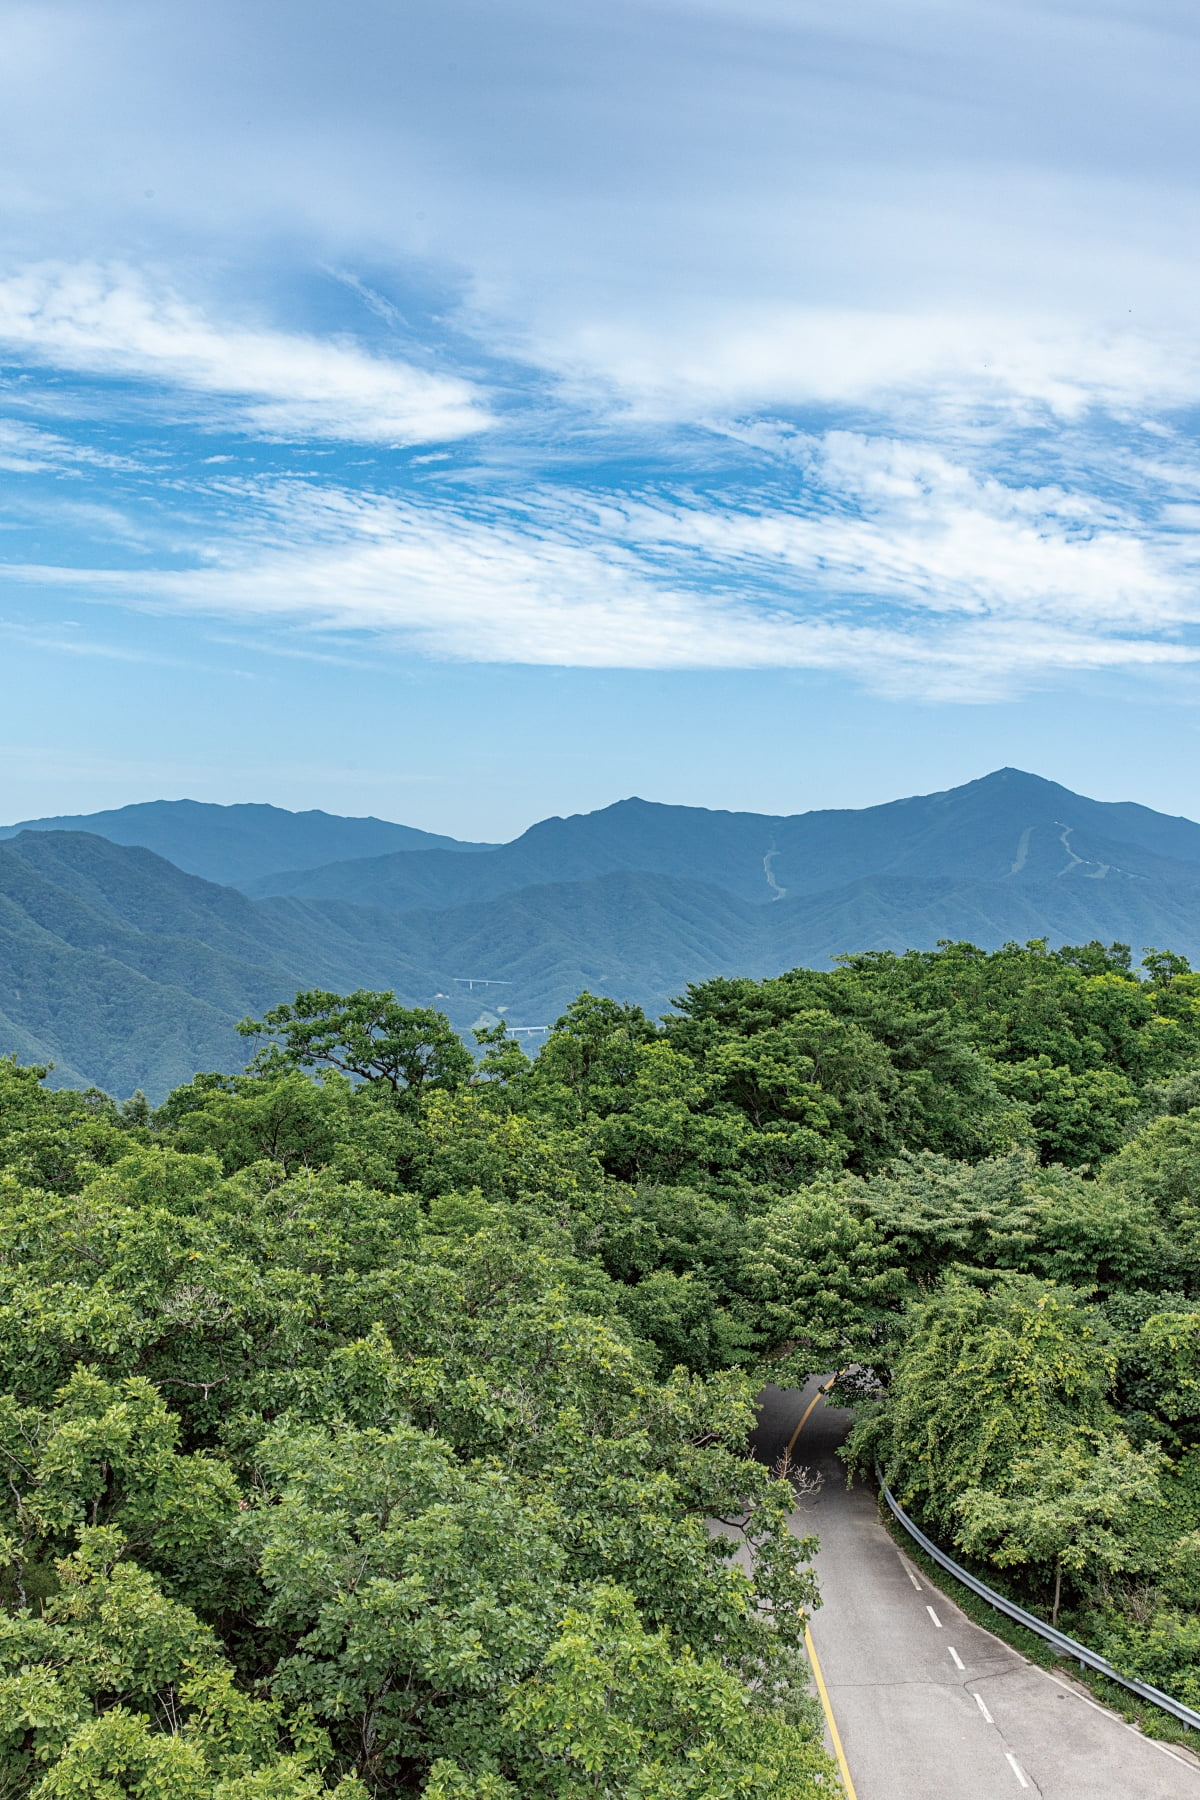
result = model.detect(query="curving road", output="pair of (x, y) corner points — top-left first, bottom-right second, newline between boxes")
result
(752, 1380), (1200, 1799)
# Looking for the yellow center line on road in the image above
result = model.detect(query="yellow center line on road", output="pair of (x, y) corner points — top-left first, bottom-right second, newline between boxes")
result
(787, 1377), (859, 1800)
(784, 1374), (838, 1458)
(804, 1622), (858, 1800)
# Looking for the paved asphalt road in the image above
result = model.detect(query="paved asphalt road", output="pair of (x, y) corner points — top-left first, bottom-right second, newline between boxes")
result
(751, 1380), (1200, 1800)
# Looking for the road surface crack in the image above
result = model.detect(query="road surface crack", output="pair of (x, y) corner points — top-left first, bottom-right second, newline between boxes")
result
(961, 1670), (1046, 1794)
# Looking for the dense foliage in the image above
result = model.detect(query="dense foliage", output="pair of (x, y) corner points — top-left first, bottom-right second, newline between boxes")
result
(5, 932), (1200, 1790)
(0, 1029), (834, 1793)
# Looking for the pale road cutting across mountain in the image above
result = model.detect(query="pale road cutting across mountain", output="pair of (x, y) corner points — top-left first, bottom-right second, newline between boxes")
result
(1055, 822), (1111, 881)
(763, 846), (787, 900)
(1009, 827), (1033, 875)
(751, 1380), (1200, 1800)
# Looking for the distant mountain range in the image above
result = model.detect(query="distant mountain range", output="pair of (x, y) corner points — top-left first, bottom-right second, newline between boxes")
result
(0, 799), (493, 888)
(3, 768), (1200, 1100)
(244, 770), (1200, 907)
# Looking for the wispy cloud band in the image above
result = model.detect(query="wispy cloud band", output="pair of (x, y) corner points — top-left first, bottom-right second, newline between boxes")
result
(8, 422), (1199, 699)
(0, 265), (490, 443)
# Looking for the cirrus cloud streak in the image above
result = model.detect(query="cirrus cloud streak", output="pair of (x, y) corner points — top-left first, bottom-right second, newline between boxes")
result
(9, 430), (1199, 700)
(0, 265), (490, 444)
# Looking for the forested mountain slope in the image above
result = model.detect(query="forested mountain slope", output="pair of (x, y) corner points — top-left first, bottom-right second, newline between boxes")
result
(0, 833), (433, 1095)
(0, 798), (491, 887)
(7, 818), (1200, 1097)
(320, 866), (1200, 1033)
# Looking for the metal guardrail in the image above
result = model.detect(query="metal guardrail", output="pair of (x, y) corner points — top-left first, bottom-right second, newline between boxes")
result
(878, 1474), (1200, 1735)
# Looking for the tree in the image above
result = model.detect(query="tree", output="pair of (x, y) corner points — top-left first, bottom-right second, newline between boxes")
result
(847, 1151), (1043, 1288)
(249, 1419), (565, 1787)
(666, 964), (1023, 1173)
(14, 917), (1200, 1794)
(845, 1149), (1168, 1296)
(992, 1056), (1138, 1166)
(0, 1057), (137, 1195)
(738, 1186), (902, 1378)
(852, 1272), (1116, 1526)
(1142, 949), (1193, 988)
(0, 1526), (363, 1799)
(492, 1583), (836, 1800)
(1130, 1309), (1200, 1436)
(1103, 1108), (1200, 1228)
(157, 1068), (424, 1190)
(238, 992), (473, 1106)
(955, 1433), (1164, 1625)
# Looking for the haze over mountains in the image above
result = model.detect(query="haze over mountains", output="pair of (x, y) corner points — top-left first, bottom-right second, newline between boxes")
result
(0, 800), (493, 888)
(3, 767), (1200, 1099)
(247, 771), (1200, 907)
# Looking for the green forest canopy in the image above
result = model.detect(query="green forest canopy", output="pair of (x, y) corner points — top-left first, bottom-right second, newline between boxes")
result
(4, 937), (1200, 1791)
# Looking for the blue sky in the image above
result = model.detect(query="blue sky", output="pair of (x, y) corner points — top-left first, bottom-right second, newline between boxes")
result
(3, 0), (1200, 839)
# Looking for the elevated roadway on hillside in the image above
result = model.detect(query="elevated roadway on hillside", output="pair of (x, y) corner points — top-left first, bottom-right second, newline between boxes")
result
(752, 1381), (1200, 1799)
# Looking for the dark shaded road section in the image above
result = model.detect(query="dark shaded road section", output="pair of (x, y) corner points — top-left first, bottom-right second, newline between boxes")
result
(753, 1381), (1200, 1799)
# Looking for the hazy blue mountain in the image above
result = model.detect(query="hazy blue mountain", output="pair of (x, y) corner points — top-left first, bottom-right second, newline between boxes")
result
(248, 798), (796, 905)
(249, 769), (1200, 908)
(3, 770), (1200, 1101)
(762, 768), (1200, 893)
(0, 799), (492, 888)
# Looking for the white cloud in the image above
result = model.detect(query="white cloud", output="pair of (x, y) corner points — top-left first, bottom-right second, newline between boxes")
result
(1, 3), (1198, 712)
(4, 2), (1198, 432)
(0, 418), (135, 472)
(0, 421), (73, 473)
(524, 307), (1200, 425)
(603, 435), (1190, 631)
(0, 265), (491, 444)
(7, 440), (1199, 700)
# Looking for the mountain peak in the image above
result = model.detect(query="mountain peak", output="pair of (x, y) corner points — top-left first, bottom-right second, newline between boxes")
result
(970, 767), (1070, 791)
